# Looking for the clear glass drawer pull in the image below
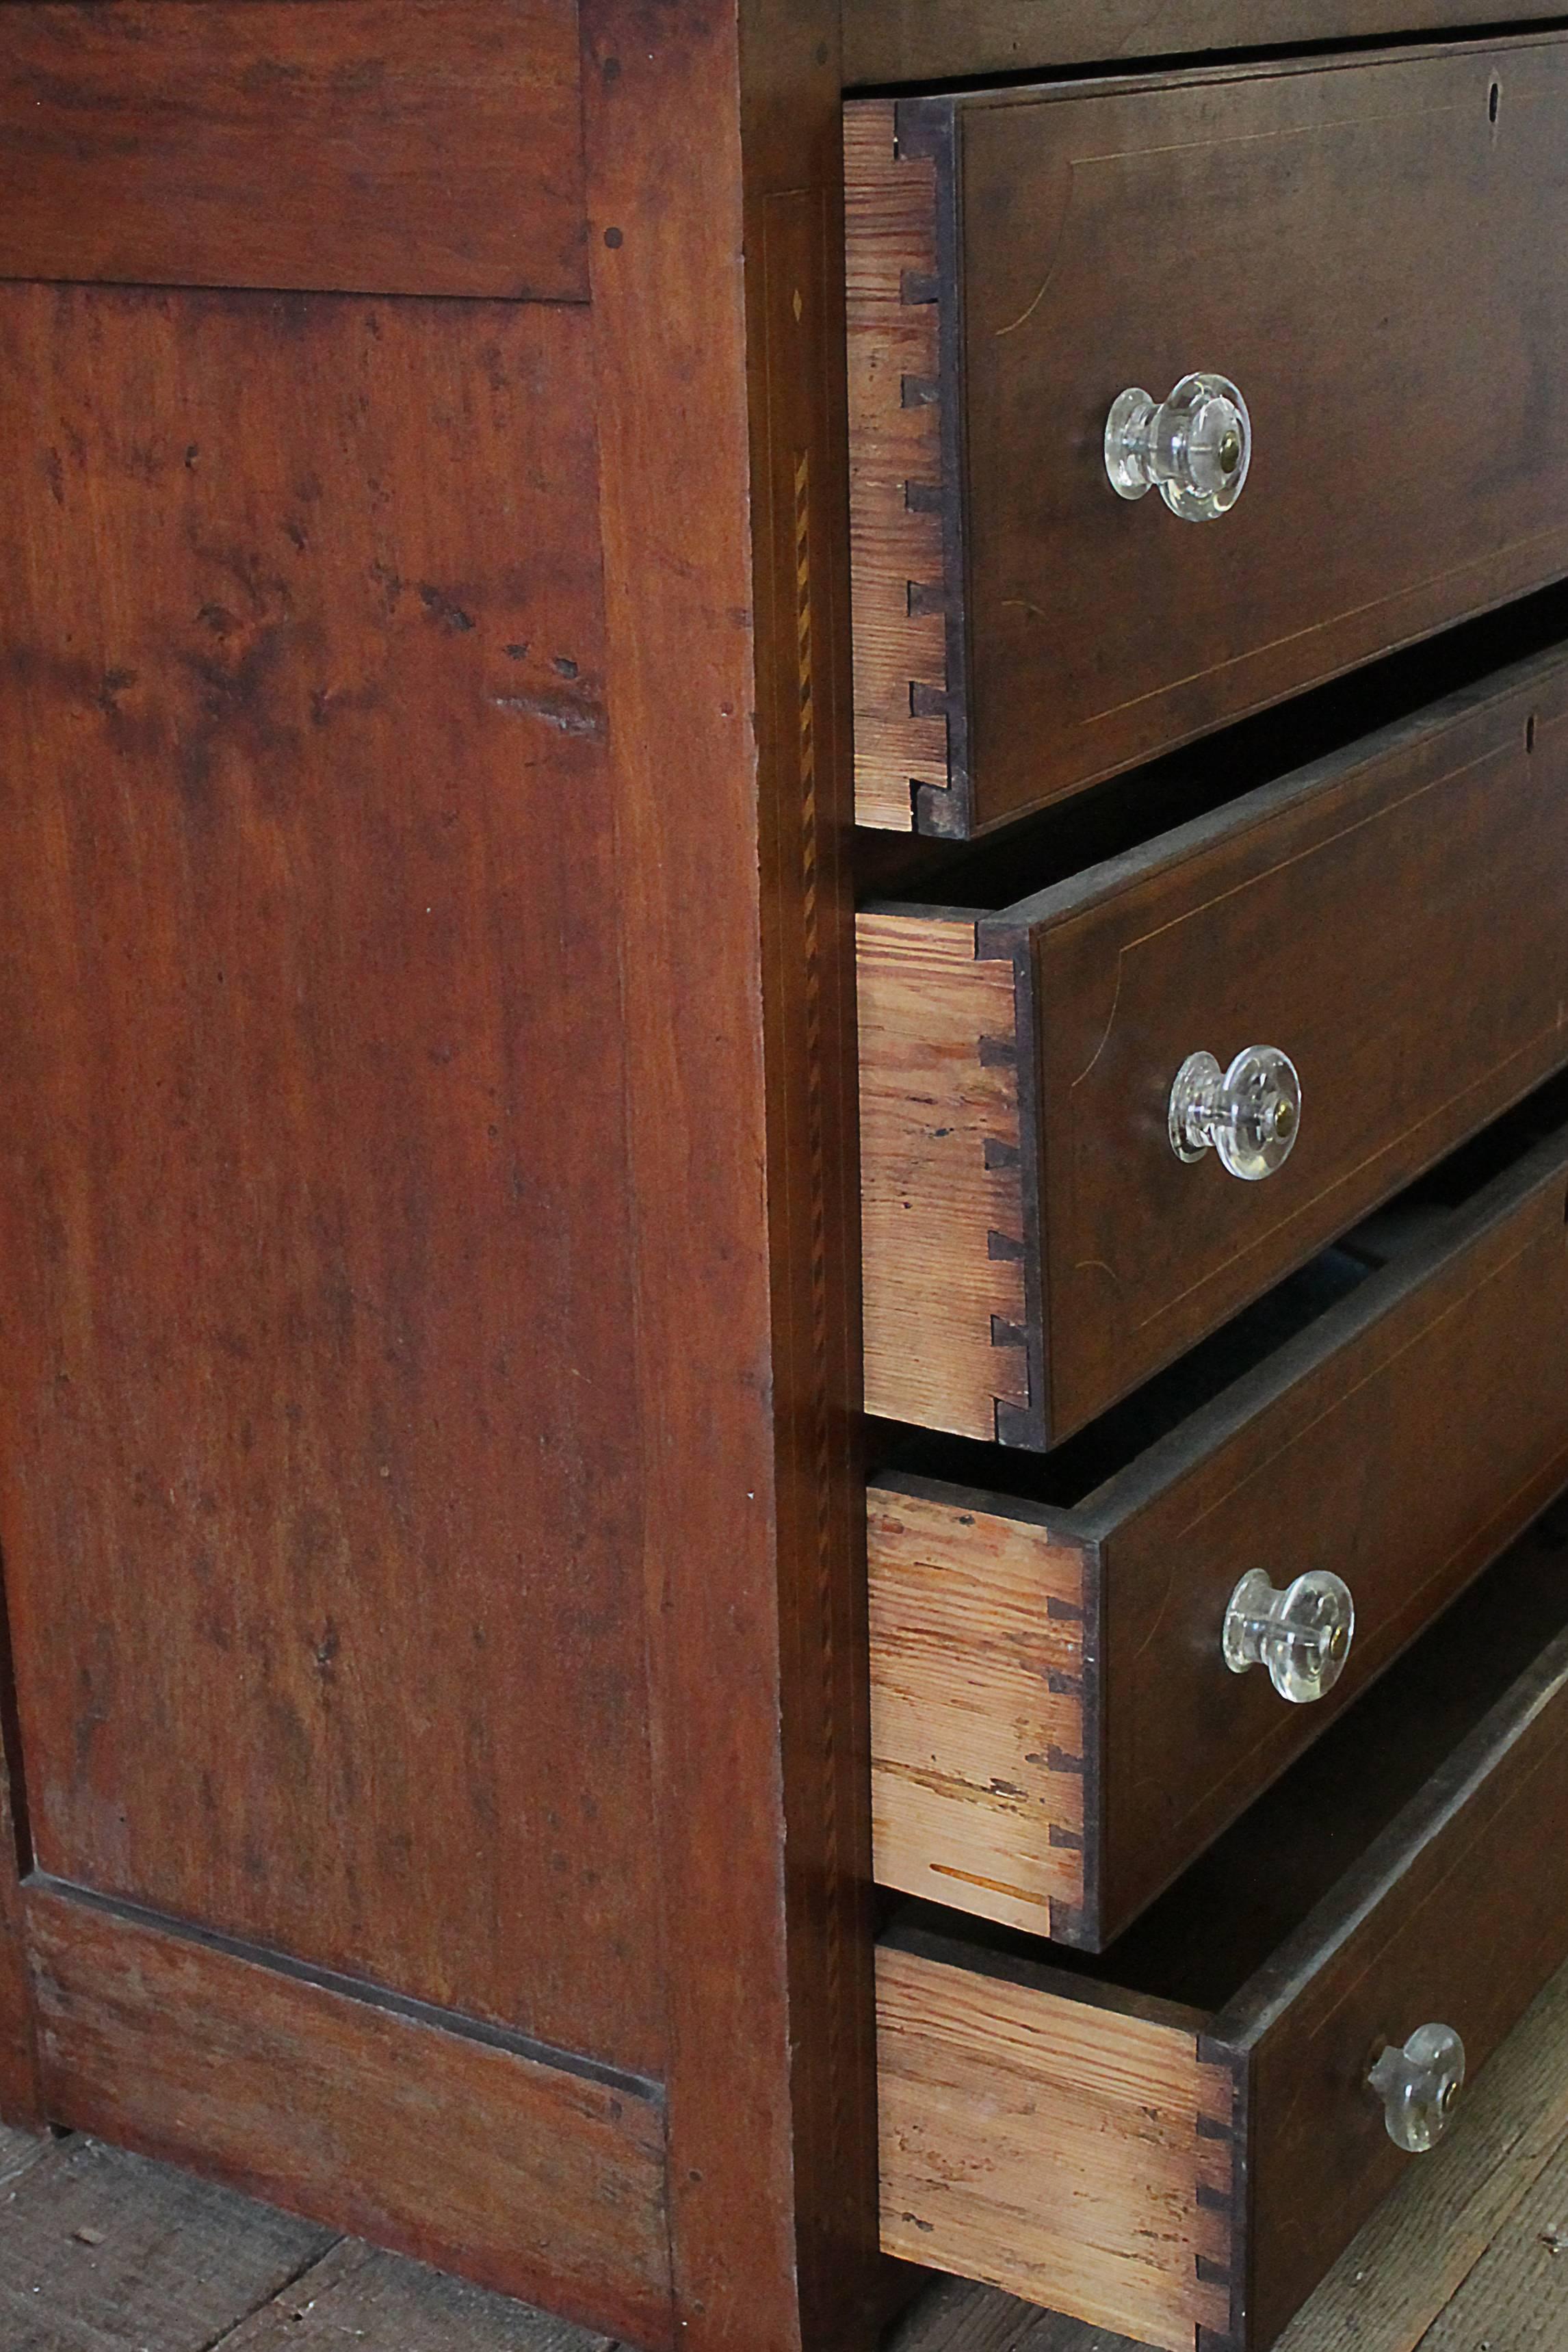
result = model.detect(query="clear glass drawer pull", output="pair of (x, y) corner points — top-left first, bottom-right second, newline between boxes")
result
(1223, 1568), (1355, 1703)
(1368, 2024), (1466, 2152)
(1105, 371), (1252, 520)
(1169, 1045), (1301, 1179)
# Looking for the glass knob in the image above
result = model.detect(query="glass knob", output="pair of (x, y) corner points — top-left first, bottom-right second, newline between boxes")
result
(1106, 371), (1253, 521)
(1169, 1045), (1301, 1180)
(1368, 2025), (1466, 2152)
(1223, 1567), (1355, 1703)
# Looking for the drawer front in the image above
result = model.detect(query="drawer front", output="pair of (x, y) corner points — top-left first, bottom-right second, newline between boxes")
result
(879, 1572), (1568, 2351)
(862, 652), (1568, 1446)
(848, 37), (1568, 837)
(870, 1108), (1568, 1946)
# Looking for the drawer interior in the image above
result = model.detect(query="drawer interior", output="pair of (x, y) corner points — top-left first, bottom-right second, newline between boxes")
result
(870, 1060), (1568, 1519)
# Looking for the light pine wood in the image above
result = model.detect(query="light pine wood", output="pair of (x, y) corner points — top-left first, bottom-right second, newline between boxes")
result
(869, 1486), (1088, 1934)
(858, 913), (1028, 1439)
(846, 99), (949, 831)
(878, 1945), (1234, 2352)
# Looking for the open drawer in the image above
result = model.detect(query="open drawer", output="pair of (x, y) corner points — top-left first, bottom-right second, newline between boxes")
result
(847, 34), (1568, 837)
(878, 1525), (1568, 2349)
(861, 644), (1568, 1445)
(870, 1073), (1568, 1948)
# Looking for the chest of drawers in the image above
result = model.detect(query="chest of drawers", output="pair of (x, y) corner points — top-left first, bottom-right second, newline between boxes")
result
(849, 9), (1568, 2349)
(0, 8), (1565, 2352)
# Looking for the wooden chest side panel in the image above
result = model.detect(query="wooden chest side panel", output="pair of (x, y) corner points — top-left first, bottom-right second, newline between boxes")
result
(868, 1485), (1088, 1934)
(845, 101), (950, 831)
(0, 282), (662, 2073)
(0, 0), (586, 300)
(25, 1882), (673, 2349)
(858, 913), (1028, 1439)
(878, 1940), (1234, 2351)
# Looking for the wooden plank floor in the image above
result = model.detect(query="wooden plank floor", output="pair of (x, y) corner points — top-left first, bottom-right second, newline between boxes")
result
(3, 1953), (1568, 2351)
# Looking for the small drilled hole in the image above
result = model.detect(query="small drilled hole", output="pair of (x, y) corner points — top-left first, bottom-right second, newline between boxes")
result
(1489, 79), (1501, 122)
(1527, 711), (1539, 753)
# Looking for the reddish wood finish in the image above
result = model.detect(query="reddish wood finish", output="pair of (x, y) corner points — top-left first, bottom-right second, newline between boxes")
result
(580, 3), (884, 2342)
(25, 1881), (672, 2347)
(0, 1), (587, 301)
(0, 5), (883, 2344)
(0, 279), (660, 2075)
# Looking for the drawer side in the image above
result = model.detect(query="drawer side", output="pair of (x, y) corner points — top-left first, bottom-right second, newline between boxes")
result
(846, 101), (957, 832)
(878, 1941), (1238, 2351)
(868, 1483), (1093, 1937)
(859, 913), (1033, 1438)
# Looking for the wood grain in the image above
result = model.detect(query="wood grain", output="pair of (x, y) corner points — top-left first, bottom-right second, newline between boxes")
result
(846, 100), (949, 833)
(0, 280), (661, 2074)
(582, 1), (887, 2344)
(1414, 2132), (1568, 2352)
(0, 1), (587, 301)
(870, 648), (1568, 1446)
(213, 2237), (615, 2351)
(1017, 653), (1568, 1438)
(1272, 1955), (1568, 2352)
(878, 1937), (1234, 2352)
(1097, 1113), (1568, 1943)
(844, 1), (1568, 87)
(850, 37), (1568, 835)
(1229, 1609), (1568, 2349)
(867, 1485), (1089, 1936)
(25, 1883), (672, 2347)
(0, 2132), (334, 2352)
(859, 913), (1028, 1439)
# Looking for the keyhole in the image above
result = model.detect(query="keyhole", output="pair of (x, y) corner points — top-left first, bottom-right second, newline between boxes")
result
(1527, 711), (1539, 754)
(1489, 79), (1501, 125)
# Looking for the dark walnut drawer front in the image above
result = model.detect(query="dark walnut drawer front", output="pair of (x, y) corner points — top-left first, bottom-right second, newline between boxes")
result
(861, 649), (1568, 1446)
(878, 1530), (1568, 2351)
(847, 35), (1568, 838)
(869, 1085), (1568, 1949)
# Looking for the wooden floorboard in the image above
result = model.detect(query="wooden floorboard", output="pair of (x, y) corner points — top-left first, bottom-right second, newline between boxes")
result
(0, 2134), (334, 2351)
(210, 2235), (617, 2349)
(3, 1956), (1568, 2349)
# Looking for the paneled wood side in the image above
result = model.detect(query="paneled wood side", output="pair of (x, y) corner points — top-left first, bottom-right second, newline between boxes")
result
(845, 101), (951, 832)
(0, 282), (659, 2072)
(0, 2), (586, 301)
(878, 1937), (1236, 2352)
(24, 1882), (672, 2348)
(858, 914), (1031, 1440)
(867, 1483), (1090, 1937)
